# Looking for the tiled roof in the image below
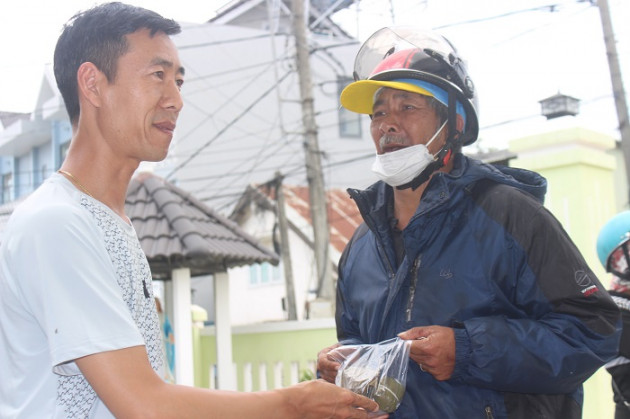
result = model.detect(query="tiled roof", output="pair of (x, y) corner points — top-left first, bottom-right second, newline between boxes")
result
(125, 172), (279, 279)
(281, 185), (362, 254)
(231, 183), (363, 254)
(326, 188), (364, 253)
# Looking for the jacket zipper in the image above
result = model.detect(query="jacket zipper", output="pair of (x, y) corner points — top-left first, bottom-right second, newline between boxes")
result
(406, 255), (422, 322)
(375, 239), (396, 278)
(349, 190), (396, 278)
(485, 405), (494, 419)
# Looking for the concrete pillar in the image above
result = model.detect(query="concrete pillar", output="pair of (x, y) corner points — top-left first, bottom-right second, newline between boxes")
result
(172, 267), (194, 386)
(214, 271), (236, 390)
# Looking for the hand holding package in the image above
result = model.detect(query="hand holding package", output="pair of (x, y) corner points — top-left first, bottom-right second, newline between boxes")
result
(329, 338), (411, 413)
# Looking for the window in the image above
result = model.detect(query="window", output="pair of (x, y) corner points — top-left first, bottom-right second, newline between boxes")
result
(337, 76), (362, 138)
(249, 262), (282, 286)
(59, 141), (70, 163)
(41, 164), (48, 182)
(1, 173), (13, 204)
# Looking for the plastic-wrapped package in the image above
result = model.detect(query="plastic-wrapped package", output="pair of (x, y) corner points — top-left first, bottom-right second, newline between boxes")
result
(329, 338), (411, 414)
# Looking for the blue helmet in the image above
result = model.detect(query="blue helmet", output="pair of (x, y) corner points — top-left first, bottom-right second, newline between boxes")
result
(596, 211), (630, 275)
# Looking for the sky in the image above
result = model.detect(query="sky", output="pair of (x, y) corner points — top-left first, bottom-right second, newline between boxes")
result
(0, 0), (224, 112)
(0, 0), (628, 151)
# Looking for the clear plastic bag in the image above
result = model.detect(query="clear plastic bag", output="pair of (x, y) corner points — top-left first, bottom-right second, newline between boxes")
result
(329, 337), (411, 414)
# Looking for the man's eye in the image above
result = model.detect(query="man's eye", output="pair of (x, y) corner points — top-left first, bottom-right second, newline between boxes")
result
(154, 71), (164, 79)
(176, 79), (184, 89)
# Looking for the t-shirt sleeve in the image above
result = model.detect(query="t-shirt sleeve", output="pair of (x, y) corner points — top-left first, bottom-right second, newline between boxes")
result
(8, 202), (144, 374)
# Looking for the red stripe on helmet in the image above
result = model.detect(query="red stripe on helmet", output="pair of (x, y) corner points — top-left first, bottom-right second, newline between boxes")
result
(370, 49), (420, 77)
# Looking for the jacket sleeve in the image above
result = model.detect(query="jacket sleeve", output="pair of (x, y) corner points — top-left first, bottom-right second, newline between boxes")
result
(335, 223), (369, 345)
(611, 293), (630, 359)
(452, 184), (621, 393)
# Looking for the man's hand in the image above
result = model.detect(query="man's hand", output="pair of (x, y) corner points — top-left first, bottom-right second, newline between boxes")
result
(78, 345), (387, 418)
(317, 342), (342, 383)
(284, 379), (388, 419)
(398, 325), (455, 381)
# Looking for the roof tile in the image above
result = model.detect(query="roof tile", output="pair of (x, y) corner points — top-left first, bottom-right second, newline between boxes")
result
(126, 172), (278, 279)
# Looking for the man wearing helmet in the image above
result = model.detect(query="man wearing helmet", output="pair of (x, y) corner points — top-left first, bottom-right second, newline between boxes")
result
(598, 211), (630, 419)
(317, 26), (620, 418)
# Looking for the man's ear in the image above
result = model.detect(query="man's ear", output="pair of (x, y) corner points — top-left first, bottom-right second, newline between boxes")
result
(456, 114), (465, 133)
(77, 62), (103, 108)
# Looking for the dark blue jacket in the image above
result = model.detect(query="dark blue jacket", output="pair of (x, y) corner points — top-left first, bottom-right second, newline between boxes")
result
(336, 154), (620, 418)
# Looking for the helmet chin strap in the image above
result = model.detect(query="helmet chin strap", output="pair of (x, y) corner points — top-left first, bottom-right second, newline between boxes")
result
(396, 91), (462, 191)
(395, 144), (453, 191)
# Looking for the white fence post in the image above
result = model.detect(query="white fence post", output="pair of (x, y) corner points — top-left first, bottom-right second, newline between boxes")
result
(274, 362), (283, 389)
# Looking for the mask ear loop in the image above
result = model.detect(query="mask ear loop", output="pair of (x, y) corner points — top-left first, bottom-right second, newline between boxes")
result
(441, 91), (462, 167)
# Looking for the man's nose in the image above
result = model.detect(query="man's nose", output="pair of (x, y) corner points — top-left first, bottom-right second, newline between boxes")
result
(163, 80), (184, 113)
(379, 118), (400, 133)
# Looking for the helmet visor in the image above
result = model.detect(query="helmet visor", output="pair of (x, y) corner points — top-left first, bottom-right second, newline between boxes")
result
(353, 27), (458, 81)
(608, 239), (630, 279)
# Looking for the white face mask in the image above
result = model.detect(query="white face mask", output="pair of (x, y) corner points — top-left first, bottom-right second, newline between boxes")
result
(371, 121), (447, 187)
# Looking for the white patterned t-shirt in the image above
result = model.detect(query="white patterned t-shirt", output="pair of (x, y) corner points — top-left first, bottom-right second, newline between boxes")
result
(0, 174), (164, 418)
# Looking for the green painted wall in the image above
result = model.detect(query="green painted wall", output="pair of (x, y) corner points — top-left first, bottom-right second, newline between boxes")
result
(510, 128), (617, 270)
(194, 323), (337, 390)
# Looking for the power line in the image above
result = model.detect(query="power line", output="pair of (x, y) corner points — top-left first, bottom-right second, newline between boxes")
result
(165, 41), (359, 183)
(165, 69), (293, 180)
(4, 1), (624, 215)
(433, 3), (569, 30)
(177, 33), (286, 50)
(3, 92), (616, 197)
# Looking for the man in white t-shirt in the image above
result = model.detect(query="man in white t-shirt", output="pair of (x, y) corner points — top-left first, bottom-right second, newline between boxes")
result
(0, 3), (380, 418)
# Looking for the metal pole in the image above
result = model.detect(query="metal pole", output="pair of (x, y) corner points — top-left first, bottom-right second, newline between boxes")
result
(597, 0), (630, 204)
(274, 172), (298, 320)
(291, 0), (333, 300)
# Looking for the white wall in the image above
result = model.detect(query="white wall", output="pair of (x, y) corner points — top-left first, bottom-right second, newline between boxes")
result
(229, 206), (286, 324)
(161, 23), (376, 216)
(225, 196), (326, 325)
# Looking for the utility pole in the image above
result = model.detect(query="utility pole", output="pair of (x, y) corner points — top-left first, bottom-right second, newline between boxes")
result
(274, 172), (297, 320)
(597, 0), (630, 204)
(290, 0), (334, 300)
